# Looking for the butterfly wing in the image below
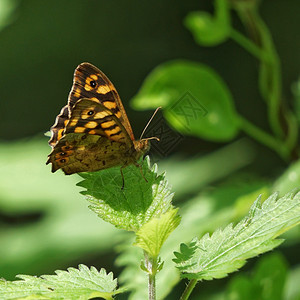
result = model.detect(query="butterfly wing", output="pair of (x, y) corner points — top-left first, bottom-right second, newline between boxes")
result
(47, 98), (134, 174)
(47, 133), (132, 174)
(69, 62), (135, 140)
(48, 62), (135, 148)
(64, 98), (132, 146)
(48, 105), (69, 147)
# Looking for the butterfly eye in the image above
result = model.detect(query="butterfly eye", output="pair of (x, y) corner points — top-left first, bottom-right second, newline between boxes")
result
(90, 80), (97, 88)
(60, 159), (66, 163)
(60, 152), (66, 156)
(87, 110), (94, 116)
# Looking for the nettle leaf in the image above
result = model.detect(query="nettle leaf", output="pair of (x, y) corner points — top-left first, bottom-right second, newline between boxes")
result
(131, 60), (239, 141)
(174, 191), (300, 280)
(173, 239), (198, 264)
(134, 208), (181, 257)
(78, 157), (174, 232)
(0, 265), (121, 300)
(184, 0), (231, 46)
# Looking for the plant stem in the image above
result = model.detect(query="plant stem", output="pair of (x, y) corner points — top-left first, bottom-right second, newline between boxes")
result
(180, 279), (198, 300)
(148, 272), (156, 300)
(229, 29), (269, 62)
(231, 4), (299, 160)
(237, 115), (289, 160)
(235, 6), (284, 139)
(144, 252), (157, 300)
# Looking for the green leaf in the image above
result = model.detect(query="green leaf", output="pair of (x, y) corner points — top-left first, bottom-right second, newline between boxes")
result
(0, 0), (19, 31)
(77, 157), (174, 232)
(226, 253), (288, 300)
(117, 177), (269, 300)
(134, 208), (181, 257)
(0, 265), (122, 300)
(173, 239), (198, 264)
(174, 191), (300, 280)
(184, 0), (231, 46)
(131, 60), (239, 141)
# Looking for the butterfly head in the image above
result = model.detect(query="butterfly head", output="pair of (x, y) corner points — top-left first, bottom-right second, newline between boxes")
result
(133, 139), (151, 158)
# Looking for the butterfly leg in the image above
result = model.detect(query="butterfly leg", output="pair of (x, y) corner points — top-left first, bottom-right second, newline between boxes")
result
(120, 166), (125, 190)
(135, 162), (148, 183)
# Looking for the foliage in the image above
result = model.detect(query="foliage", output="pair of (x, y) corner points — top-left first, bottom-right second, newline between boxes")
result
(0, 265), (121, 300)
(173, 191), (300, 280)
(1, 0), (299, 299)
(77, 157), (174, 232)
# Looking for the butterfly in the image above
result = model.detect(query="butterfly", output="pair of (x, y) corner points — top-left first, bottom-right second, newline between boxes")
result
(46, 63), (155, 182)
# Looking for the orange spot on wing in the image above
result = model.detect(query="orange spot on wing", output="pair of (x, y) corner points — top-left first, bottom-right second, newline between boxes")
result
(85, 121), (98, 128)
(73, 87), (81, 98)
(103, 101), (117, 110)
(115, 111), (122, 118)
(89, 129), (101, 135)
(57, 129), (64, 140)
(69, 118), (78, 126)
(101, 120), (116, 128)
(84, 84), (93, 91)
(97, 85), (110, 94)
(106, 126), (121, 135)
(74, 127), (86, 133)
(90, 74), (98, 80)
(94, 111), (111, 119)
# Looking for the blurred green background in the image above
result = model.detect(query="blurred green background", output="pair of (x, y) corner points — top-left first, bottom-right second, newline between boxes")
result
(0, 0), (299, 299)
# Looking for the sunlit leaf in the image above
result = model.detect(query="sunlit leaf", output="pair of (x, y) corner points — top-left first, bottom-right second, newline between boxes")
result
(131, 60), (239, 141)
(134, 208), (181, 257)
(78, 157), (174, 232)
(0, 265), (122, 300)
(174, 191), (300, 280)
(184, 0), (231, 46)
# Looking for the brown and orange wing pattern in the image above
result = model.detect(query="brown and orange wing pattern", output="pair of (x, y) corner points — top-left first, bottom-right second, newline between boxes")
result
(47, 98), (133, 174)
(68, 63), (135, 140)
(48, 105), (69, 147)
(47, 133), (131, 175)
(48, 62), (135, 148)
(64, 98), (131, 145)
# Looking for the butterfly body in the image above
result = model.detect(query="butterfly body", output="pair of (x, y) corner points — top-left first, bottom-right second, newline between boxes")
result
(47, 63), (150, 175)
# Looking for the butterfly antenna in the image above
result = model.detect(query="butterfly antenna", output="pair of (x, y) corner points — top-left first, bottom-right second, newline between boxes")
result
(140, 107), (161, 140)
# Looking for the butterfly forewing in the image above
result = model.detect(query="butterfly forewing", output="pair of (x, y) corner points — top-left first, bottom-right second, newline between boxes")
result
(69, 63), (135, 140)
(64, 98), (132, 146)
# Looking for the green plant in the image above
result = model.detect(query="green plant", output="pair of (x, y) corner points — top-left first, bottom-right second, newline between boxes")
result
(1, 159), (300, 299)
(1, 0), (300, 299)
(132, 0), (299, 161)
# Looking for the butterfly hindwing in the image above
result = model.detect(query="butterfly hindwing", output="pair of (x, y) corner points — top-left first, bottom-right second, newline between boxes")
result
(48, 105), (69, 147)
(48, 133), (131, 174)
